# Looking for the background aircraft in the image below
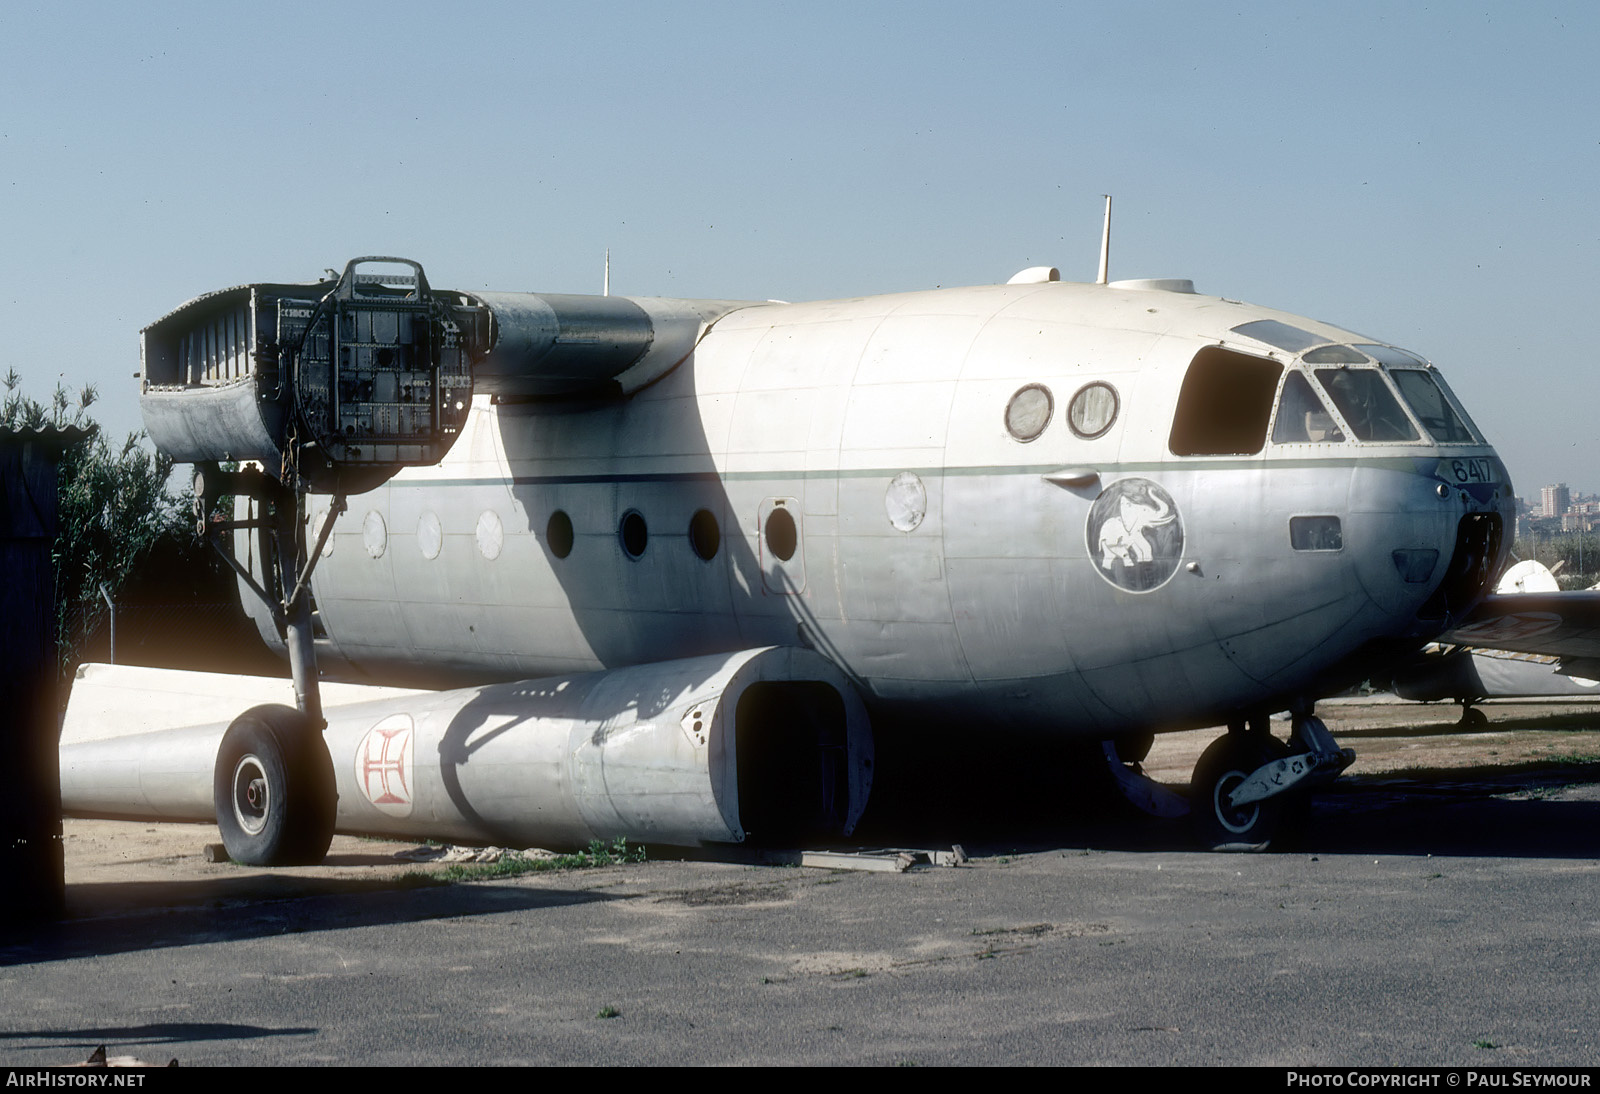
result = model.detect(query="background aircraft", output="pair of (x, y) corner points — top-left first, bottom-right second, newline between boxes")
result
(1392, 560), (1600, 723)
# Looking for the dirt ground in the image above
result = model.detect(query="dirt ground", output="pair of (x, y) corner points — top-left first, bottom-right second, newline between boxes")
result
(54, 695), (1600, 916)
(18, 694), (1600, 1068)
(1140, 694), (1600, 783)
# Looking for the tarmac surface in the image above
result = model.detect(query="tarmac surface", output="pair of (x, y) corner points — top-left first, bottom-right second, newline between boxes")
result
(4, 697), (1600, 1066)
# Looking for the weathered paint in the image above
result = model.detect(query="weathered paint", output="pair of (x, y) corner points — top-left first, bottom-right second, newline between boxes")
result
(61, 647), (873, 848)
(223, 278), (1511, 738)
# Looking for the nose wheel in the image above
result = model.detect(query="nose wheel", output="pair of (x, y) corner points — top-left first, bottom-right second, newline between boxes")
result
(1192, 732), (1290, 850)
(1191, 710), (1353, 851)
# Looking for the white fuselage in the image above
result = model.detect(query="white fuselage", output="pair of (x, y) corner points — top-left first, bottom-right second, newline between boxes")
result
(250, 280), (1511, 738)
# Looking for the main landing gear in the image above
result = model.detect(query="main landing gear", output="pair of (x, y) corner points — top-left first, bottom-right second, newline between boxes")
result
(198, 467), (344, 866)
(214, 705), (337, 866)
(1190, 707), (1354, 851)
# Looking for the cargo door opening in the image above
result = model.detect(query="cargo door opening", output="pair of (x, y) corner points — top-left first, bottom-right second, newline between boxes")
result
(735, 682), (848, 845)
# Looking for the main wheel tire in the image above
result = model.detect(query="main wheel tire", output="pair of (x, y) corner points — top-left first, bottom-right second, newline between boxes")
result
(1191, 734), (1290, 851)
(214, 705), (336, 866)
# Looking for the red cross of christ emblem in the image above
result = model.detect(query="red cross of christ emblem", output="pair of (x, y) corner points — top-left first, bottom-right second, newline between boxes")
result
(356, 715), (415, 815)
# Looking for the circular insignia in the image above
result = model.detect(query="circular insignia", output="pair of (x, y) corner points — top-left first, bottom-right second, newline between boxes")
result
(355, 713), (414, 817)
(1085, 478), (1184, 593)
(476, 509), (504, 560)
(884, 471), (927, 532)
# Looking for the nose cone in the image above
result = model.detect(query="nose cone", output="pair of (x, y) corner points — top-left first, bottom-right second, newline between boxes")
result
(1351, 457), (1511, 633)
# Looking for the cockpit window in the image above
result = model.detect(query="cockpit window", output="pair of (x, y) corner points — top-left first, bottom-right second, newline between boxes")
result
(1390, 369), (1475, 444)
(1302, 344), (1369, 364)
(1353, 344), (1428, 367)
(1313, 369), (1419, 442)
(1170, 347), (1283, 456)
(1422, 369), (1485, 443)
(1273, 371), (1346, 444)
(1230, 319), (1324, 353)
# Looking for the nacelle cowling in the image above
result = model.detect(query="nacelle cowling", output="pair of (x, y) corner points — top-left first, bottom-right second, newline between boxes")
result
(60, 647), (873, 850)
(139, 256), (756, 493)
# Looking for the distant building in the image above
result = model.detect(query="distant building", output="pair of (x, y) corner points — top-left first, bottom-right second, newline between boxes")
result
(1542, 483), (1571, 519)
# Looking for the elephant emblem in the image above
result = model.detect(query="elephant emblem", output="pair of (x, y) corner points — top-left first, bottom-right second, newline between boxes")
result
(1099, 490), (1175, 568)
(1086, 479), (1184, 592)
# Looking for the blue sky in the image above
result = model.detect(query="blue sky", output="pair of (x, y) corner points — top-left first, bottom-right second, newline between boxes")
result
(3, 2), (1595, 496)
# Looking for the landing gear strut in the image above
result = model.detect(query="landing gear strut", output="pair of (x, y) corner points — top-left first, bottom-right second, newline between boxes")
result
(200, 469), (343, 865)
(1190, 707), (1354, 851)
(159, 259), (478, 866)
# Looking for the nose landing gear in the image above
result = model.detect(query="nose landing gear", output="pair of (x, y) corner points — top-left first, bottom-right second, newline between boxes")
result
(1191, 707), (1353, 851)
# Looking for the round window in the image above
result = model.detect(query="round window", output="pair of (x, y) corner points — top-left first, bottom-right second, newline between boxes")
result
(362, 510), (387, 559)
(619, 510), (648, 559)
(416, 511), (442, 560)
(688, 508), (720, 561)
(546, 510), (574, 559)
(1068, 381), (1119, 439)
(1004, 384), (1053, 442)
(765, 506), (798, 562)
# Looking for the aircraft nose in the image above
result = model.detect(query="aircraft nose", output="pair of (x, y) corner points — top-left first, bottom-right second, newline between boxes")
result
(1347, 461), (1509, 628)
(1415, 510), (1505, 622)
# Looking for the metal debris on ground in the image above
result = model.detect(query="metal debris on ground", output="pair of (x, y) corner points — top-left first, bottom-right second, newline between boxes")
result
(760, 846), (967, 872)
(393, 845), (558, 864)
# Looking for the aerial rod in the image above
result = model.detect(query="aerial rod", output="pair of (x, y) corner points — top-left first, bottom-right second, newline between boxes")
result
(1096, 194), (1112, 285)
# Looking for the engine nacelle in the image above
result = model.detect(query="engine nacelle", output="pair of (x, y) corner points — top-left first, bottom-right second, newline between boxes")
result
(60, 647), (873, 850)
(140, 257), (758, 494)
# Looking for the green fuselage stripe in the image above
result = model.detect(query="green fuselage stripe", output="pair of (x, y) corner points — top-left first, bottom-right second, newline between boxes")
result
(389, 454), (1437, 489)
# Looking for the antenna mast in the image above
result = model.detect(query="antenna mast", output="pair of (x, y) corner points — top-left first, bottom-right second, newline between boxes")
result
(604, 249), (611, 297)
(1096, 194), (1112, 285)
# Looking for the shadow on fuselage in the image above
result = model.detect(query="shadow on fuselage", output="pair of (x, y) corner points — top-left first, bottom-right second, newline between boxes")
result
(492, 348), (876, 846)
(494, 347), (821, 670)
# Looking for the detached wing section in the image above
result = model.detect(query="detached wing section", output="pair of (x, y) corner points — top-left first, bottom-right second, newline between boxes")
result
(1441, 591), (1600, 680)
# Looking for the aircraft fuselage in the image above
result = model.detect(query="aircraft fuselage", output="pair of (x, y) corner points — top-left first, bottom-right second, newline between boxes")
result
(239, 279), (1511, 740)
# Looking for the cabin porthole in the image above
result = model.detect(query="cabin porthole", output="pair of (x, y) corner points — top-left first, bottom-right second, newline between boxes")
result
(620, 509), (649, 559)
(417, 511), (442, 560)
(765, 506), (798, 562)
(309, 503), (335, 559)
(689, 508), (720, 561)
(1004, 383), (1053, 442)
(362, 510), (387, 559)
(1068, 381), (1119, 439)
(546, 510), (574, 559)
